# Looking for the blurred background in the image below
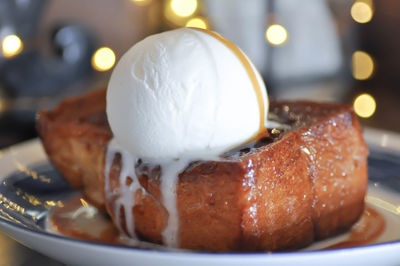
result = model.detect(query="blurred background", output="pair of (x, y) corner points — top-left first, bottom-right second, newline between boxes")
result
(0, 0), (399, 149)
(0, 0), (399, 264)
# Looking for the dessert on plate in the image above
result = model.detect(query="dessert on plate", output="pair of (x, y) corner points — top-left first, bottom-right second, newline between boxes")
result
(37, 28), (368, 251)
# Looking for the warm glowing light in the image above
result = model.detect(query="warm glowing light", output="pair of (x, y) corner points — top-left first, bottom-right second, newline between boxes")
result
(0, 98), (4, 113)
(131, 0), (152, 6)
(354, 93), (376, 118)
(2, 35), (23, 58)
(185, 17), (208, 29)
(352, 50), (374, 80)
(351, 1), (373, 23)
(92, 47), (116, 72)
(265, 24), (288, 46)
(170, 0), (197, 17)
(80, 198), (89, 207)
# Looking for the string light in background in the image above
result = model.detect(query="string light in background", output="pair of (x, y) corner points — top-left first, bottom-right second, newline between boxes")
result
(353, 93), (376, 118)
(0, 98), (4, 113)
(164, 0), (198, 26)
(265, 24), (288, 46)
(170, 0), (197, 17)
(352, 50), (374, 80)
(185, 17), (208, 29)
(130, 0), (152, 6)
(351, 0), (374, 24)
(91, 47), (116, 72)
(2, 35), (23, 58)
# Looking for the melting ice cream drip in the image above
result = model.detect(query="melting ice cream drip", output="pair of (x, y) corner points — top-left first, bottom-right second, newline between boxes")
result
(159, 159), (190, 247)
(105, 139), (142, 238)
(105, 139), (189, 247)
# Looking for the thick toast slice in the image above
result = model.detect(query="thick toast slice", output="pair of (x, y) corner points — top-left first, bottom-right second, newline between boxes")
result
(37, 88), (368, 251)
(37, 89), (112, 209)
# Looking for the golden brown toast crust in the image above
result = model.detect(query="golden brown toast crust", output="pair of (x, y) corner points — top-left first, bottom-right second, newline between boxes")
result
(37, 88), (368, 251)
(37, 89), (112, 208)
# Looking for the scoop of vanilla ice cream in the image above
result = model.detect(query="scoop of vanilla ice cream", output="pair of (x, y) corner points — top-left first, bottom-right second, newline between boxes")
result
(106, 28), (268, 161)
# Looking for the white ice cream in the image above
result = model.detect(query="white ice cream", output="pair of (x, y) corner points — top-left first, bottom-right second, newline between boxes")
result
(106, 28), (268, 162)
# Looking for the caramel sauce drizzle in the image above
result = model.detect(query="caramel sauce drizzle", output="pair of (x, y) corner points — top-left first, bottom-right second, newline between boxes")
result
(50, 196), (119, 245)
(325, 206), (386, 249)
(190, 28), (268, 142)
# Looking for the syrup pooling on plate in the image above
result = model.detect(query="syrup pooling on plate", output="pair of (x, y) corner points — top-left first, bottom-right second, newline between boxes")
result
(325, 206), (385, 249)
(49, 196), (119, 244)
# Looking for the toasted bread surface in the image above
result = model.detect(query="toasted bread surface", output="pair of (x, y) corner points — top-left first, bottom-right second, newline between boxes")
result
(37, 89), (368, 251)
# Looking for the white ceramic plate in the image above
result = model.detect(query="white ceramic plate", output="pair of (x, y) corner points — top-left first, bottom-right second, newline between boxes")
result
(0, 128), (400, 266)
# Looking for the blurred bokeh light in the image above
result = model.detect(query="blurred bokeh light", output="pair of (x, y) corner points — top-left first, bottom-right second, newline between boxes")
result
(0, 99), (4, 113)
(91, 47), (116, 72)
(354, 93), (376, 118)
(265, 24), (288, 46)
(352, 50), (374, 80)
(351, 1), (374, 24)
(2, 35), (23, 58)
(170, 0), (197, 17)
(185, 17), (208, 29)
